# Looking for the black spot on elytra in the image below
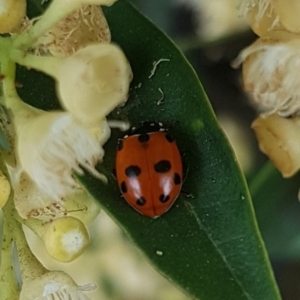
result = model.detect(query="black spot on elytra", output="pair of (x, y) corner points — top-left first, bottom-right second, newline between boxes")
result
(136, 197), (146, 206)
(165, 134), (174, 143)
(159, 194), (170, 203)
(117, 139), (123, 151)
(120, 181), (127, 193)
(138, 133), (150, 143)
(174, 173), (181, 185)
(154, 160), (171, 173)
(125, 165), (141, 177)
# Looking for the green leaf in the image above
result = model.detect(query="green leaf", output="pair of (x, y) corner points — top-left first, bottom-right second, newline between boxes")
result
(250, 162), (300, 260)
(20, 1), (281, 299)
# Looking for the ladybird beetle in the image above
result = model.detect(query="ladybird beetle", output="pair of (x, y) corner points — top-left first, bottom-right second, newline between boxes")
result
(115, 122), (183, 218)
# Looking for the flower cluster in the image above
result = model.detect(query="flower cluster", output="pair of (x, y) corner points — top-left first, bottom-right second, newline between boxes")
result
(0, 0), (132, 298)
(237, 1), (300, 179)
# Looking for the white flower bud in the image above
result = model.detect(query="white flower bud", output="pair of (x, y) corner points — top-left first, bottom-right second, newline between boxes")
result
(239, 0), (300, 35)
(238, 0), (282, 36)
(57, 44), (132, 125)
(235, 30), (300, 116)
(43, 216), (90, 262)
(57, 44), (132, 124)
(12, 43), (132, 125)
(272, 0), (300, 33)
(0, 0), (26, 33)
(252, 114), (300, 177)
(20, 270), (95, 300)
(12, 103), (108, 200)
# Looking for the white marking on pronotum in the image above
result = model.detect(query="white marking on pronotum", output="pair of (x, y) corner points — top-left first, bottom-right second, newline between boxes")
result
(149, 58), (170, 79)
(157, 88), (165, 106)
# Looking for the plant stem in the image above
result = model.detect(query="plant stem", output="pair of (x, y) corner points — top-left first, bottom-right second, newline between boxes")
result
(1, 50), (42, 131)
(0, 44), (48, 289)
(10, 49), (62, 78)
(0, 40), (25, 112)
(2, 195), (47, 284)
(0, 197), (20, 300)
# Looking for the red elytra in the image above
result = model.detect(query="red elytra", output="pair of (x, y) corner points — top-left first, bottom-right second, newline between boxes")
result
(115, 122), (183, 218)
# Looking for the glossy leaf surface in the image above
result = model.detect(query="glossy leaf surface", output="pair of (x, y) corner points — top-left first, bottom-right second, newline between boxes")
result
(19, 1), (281, 299)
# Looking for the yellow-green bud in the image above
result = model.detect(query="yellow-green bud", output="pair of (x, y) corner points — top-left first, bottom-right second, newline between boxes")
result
(44, 216), (89, 262)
